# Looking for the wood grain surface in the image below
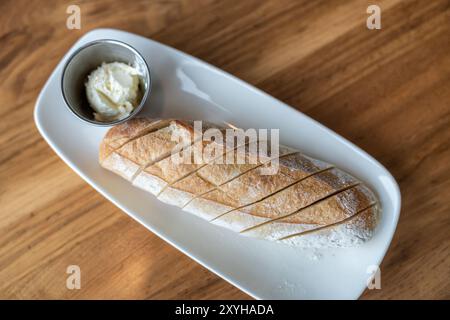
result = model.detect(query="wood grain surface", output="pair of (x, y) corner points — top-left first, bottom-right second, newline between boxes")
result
(0, 0), (449, 299)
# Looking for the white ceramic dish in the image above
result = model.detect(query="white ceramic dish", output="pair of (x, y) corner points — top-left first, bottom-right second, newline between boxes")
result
(34, 28), (401, 299)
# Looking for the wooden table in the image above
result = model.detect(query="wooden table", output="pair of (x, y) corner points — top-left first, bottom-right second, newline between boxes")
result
(0, 0), (448, 299)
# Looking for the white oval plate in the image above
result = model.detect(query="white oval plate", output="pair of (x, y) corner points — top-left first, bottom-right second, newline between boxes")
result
(34, 28), (401, 299)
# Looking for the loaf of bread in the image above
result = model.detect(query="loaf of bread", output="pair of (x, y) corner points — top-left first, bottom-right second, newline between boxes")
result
(99, 118), (380, 247)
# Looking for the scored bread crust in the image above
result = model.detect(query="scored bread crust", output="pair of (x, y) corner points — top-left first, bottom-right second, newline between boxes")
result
(99, 118), (380, 248)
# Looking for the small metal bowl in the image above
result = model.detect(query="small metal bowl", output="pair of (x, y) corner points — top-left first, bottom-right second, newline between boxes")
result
(61, 39), (151, 126)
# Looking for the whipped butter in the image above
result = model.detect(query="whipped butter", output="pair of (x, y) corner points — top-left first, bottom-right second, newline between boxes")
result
(85, 62), (142, 122)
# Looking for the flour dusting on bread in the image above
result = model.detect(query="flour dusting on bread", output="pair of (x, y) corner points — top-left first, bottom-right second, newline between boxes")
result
(99, 118), (380, 248)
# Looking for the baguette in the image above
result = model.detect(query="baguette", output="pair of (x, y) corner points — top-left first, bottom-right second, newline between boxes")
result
(99, 118), (380, 248)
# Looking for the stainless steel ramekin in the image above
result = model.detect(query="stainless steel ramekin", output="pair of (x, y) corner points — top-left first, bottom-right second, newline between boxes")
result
(61, 39), (151, 126)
